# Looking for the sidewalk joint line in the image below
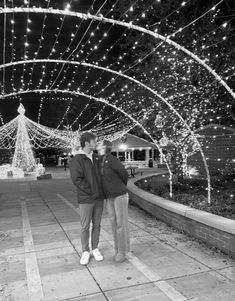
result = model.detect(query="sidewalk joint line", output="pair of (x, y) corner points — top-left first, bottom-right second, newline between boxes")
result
(57, 193), (187, 301)
(39, 192), (109, 301)
(128, 218), (227, 275)
(21, 199), (44, 301)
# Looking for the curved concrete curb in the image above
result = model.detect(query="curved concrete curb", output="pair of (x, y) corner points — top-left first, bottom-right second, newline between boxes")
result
(127, 173), (235, 259)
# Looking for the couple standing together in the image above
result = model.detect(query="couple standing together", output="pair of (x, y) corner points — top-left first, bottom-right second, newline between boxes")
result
(70, 132), (130, 265)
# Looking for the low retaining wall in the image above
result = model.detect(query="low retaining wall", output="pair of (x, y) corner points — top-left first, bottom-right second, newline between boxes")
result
(128, 176), (235, 259)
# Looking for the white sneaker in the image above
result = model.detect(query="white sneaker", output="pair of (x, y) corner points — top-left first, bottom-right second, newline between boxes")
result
(91, 248), (104, 261)
(80, 251), (91, 265)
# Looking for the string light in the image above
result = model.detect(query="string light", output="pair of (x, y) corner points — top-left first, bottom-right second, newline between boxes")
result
(12, 103), (37, 172)
(0, 2), (234, 202)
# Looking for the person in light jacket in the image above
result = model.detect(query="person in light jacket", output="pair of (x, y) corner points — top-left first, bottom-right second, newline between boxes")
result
(70, 132), (104, 265)
(98, 140), (130, 262)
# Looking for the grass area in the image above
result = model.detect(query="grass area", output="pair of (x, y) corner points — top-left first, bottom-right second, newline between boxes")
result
(135, 168), (235, 220)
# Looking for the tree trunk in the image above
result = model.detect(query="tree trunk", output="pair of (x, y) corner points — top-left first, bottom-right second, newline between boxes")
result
(172, 149), (184, 181)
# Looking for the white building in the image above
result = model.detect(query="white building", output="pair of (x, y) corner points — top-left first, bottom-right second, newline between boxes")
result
(111, 134), (158, 167)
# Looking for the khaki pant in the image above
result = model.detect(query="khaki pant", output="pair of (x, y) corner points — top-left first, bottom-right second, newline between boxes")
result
(106, 193), (130, 254)
(79, 201), (103, 252)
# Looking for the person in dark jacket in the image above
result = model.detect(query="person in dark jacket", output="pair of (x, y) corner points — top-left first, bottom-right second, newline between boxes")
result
(63, 155), (68, 171)
(98, 139), (130, 263)
(70, 132), (104, 265)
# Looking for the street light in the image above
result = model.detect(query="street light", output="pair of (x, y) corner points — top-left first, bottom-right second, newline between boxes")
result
(119, 143), (128, 151)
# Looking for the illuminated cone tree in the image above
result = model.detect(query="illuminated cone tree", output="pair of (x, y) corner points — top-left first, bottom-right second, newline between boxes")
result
(12, 104), (37, 172)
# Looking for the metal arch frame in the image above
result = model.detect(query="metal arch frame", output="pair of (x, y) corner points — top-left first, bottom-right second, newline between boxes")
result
(0, 6), (234, 101)
(0, 88), (174, 195)
(1, 88), (210, 202)
(0, 58), (211, 202)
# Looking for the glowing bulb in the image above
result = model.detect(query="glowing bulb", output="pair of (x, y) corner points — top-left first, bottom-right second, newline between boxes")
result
(65, 3), (71, 11)
(119, 144), (128, 150)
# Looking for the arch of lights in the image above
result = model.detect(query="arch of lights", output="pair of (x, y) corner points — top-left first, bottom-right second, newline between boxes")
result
(0, 6), (233, 202)
(0, 88), (175, 196)
(0, 58), (212, 202)
(0, 98), (135, 180)
(1, 87), (209, 201)
(0, 7), (234, 100)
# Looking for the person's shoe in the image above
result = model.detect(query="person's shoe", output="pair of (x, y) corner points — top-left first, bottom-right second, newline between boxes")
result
(80, 251), (91, 265)
(115, 253), (126, 263)
(91, 248), (104, 261)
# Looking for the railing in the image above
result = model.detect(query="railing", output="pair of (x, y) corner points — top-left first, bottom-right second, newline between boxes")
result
(123, 161), (148, 168)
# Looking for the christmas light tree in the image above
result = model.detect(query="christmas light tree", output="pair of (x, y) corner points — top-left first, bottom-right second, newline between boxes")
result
(0, 103), (132, 176)
(12, 104), (37, 172)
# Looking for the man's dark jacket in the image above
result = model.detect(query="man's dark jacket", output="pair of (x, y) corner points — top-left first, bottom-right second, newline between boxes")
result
(101, 153), (129, 198)
(70, 153), (104, 204)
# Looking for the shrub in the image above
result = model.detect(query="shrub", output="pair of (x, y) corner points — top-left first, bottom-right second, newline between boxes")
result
(218, 164), (235, 182)
(135, 174), (235, 219)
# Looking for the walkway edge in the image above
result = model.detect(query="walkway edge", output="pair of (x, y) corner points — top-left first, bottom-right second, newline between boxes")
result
(127, 173), (235, 259)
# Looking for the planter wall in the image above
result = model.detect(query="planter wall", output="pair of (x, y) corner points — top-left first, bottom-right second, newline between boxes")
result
(128, 179), (235, 259)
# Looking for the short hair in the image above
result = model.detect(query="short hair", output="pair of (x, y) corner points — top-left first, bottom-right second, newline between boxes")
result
(80, 132), (97, 148)
(103, 140), (113, 153)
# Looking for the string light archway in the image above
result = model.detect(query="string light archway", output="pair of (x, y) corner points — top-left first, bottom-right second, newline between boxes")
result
(0, 58), (213, 203)
(0, 2), (234, 202)
(0, 6), (234, 100)
(0, 88), (213, 201)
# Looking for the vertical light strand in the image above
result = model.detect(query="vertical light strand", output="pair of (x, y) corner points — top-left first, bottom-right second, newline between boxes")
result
(10, 0), (15, 92)
(28, 0), (52, 90)
(37, 0), (74, 91)
(37, 96), (44, 124)
(56, 97), (73, 129)
(2, 0), (7, 94)
(21, 0), (30, 91)
(48, 0), (99, 90)
(0, 113), (4, 125)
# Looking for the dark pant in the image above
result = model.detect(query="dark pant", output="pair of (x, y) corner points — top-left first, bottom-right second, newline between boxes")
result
(79, 200), (104, 252)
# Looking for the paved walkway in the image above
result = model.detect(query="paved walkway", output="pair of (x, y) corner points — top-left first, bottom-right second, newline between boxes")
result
(0, 175), (235, 301)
